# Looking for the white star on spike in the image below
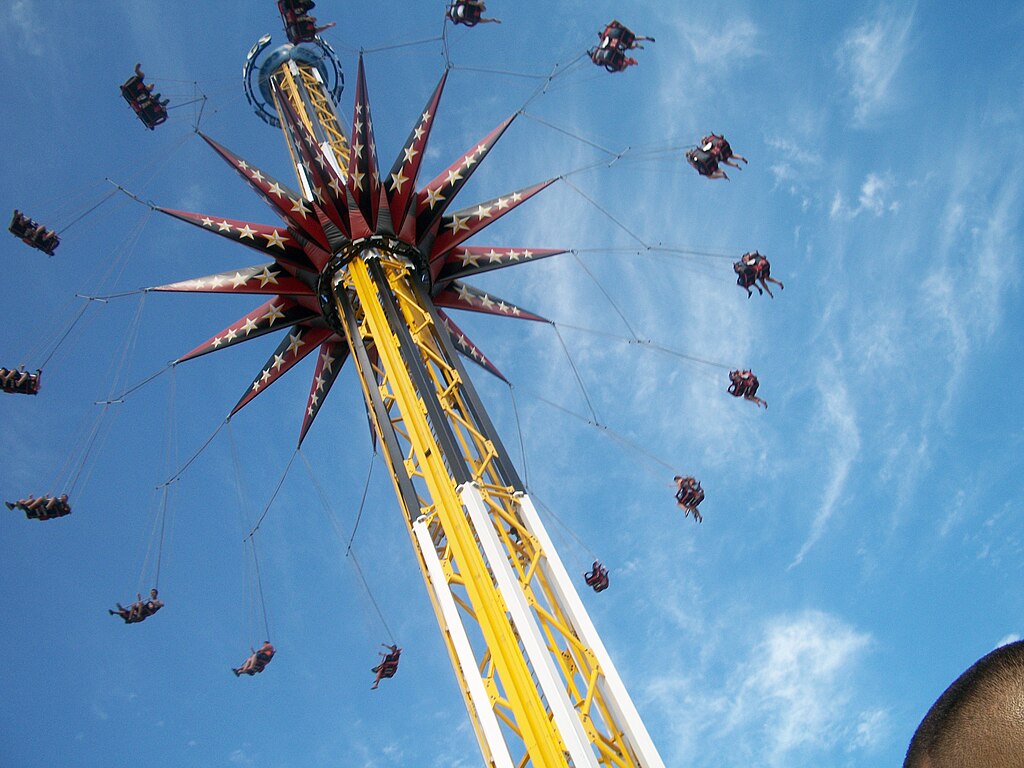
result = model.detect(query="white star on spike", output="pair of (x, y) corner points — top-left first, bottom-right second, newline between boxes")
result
(271, 353), (287, 371)
(510, 306), (521, 316)
(355, 104), (363, 115)
(474, 205), (492, 221)
(264, 304), (286, 325)
(460, 251), (481, 267)
(495, 197), (510, 211)
(497, 301), (509, 314)
(351, 139), (363, 157)
(250, 169), (265, 183)
(456, 284), (473, 302)
(237, 225), (257, 240)
(511, 191), (523, 203)
(263, 230), (286, 249)
(209, 274), (226, 288)
(225, 327), (239, 343)
(256, 267), (279, 288)
(238, 160), (249, 171)
(421, 110), (431, 123)
(474, 143), (488, 158)
(461, 154), (477, 171)
(241, 317), (258, 336)
(290, 198), (311, 216)
(286, 332), (304, 356)
(352, 170), (365, 188)
(314, 373), (326, 393)
(212, 335), (224, 348)
(260, 369), (272, 384)
(328, 177), (343, 198)
(217, 220), (233, 232)
(321, 351), (336, 372)
(390, 169), (409, 193)
(479, 294), (495, 309)
(424, 186), (445, 209)
(353, 119), (363, 133)
(446, 215), (470, 234)
(444, 168), (463, 187)
(486, 249), (503, 263)
(413, 125), (425, 141)
(268, 181), (286, 198)
(201, 217), (214, 227)
(403, 145), (419, 164)
(251, 380), (261, 393)
(307, 402), (317, 417)
(231, 272), (249, 288)
(521, 249), (533, 260)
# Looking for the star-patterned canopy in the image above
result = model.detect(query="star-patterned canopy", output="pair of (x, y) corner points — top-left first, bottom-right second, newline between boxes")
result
(151, 59), (566, 445)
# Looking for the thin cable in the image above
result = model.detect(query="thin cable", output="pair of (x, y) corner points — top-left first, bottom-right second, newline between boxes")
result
(247, 449), (299, 537)
(249, 536), (272, 641)
(154, 366), (177, 590)
(56, 189), (118, 235)
(346, 453), (377, 553)
(360, 35), (442, 53)
(299, 451), (395, 642)
(570, 252), (640, 340)
(451, 65), (549, 80)
(530, 492), (598, 562)
(522, 386), (677, 474)
(102, 362), (175, 404)
(159, 417), (228, 488)
(77, 289), (149, 301)
(521, 112), (621, 156)
(508, 384), (529, 488)
(560, 176), (649, 249)
(552, 323), (599, 424)
(552, 321), (736, 371)
(35, 301), (90, 369)
(348, 548), (396, 644)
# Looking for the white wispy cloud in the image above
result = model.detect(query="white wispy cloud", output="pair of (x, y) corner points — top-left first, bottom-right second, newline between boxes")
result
(723, 611), (873, 765)
(2, 0), (45, 57)
(836, 8), (915, 124)
(830, 172), (899, 220)
(790, 368), (860, 567)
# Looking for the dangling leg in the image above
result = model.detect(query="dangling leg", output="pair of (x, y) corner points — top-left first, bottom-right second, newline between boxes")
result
(766, 276), (784, 291)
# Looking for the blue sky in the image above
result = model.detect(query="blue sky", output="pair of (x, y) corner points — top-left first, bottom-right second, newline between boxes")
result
(2, 1), (1022, 767)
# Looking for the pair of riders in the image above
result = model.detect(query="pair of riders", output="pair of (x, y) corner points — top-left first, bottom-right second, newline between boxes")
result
(0, 366), (41, 395)
(120, 64), (168, 130)
(733, 250), (784, 298)
(584, 561), (609, 592)
(686, 133), (747, 180)
(728, 369), (767, 408)
(589, 20), (654, 72)
(234, 641), (276, 676)
(446, 0), (500, 26)
(674, 476), (705, 523)
(109, 588), (164, 624)
(9, 210), (59, 255)
(371, 644), (402, 689)
(5, 494), (70, 520)
(277, 0), (335, 44)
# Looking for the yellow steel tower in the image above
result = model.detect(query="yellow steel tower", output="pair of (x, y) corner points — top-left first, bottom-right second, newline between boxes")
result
(161, 23), (667, 768)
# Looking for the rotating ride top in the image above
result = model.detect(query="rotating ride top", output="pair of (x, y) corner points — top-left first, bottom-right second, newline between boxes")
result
(147, 6), (667, 767)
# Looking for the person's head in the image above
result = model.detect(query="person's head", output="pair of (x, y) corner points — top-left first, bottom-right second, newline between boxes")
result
(150, 588), (158, 598)
(59, 494), (68, 502)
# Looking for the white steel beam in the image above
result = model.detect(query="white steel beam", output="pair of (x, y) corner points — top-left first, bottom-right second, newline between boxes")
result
(412, 516), (515, 768)
(516, 493), (666, 768)
(459, 483), (600, 768)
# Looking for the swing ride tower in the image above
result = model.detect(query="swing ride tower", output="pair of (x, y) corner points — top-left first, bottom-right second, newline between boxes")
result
(158, 22), (667, 768)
